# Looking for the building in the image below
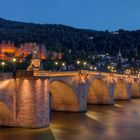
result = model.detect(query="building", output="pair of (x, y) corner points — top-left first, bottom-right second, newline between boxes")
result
(0, 41), (47, 61)
(0, 41), (15, 60)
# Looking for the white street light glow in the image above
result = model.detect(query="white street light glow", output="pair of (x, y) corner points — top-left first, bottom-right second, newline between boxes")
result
(1, 62), (5, 66)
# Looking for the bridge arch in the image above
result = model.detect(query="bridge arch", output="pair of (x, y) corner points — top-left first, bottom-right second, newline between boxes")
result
(114, 79), (131, 100)
(88, 78), (113, 104)
(0, 101), (11, 124)
(131, 80), (140, 97)
(49, 80), (79, 111)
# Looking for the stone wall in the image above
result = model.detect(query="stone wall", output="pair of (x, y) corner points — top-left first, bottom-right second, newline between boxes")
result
(0, 77), (16, 126)
(16, 78), (50, 128)
(0, 74), (50, 128)
(114, 78), (131, 100)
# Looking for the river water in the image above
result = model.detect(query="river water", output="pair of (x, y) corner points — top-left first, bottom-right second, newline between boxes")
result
(1, 100), (140, 140)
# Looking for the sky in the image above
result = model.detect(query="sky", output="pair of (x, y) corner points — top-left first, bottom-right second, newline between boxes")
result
(0, 0), (140, 31)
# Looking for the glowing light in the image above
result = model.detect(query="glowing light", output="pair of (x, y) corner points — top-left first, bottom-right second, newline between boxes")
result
(62, 63), (65, 66)
(1, 62), (5, 66)
(83, 62), (87, 65)
(94, 67), (97, 70)
(108, 66), (111, 69)
(76, 61), (80, 64)
(55, 62), (58, 65)
(12, 58), (16, 62)
(90, 66), (93, 70)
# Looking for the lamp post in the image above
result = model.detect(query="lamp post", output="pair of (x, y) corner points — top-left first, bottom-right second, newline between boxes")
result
(107, 66), (111, 72)
(54, 61), (58, 71)
(76, 60), (81, 70)
(94, 67), (97, 71)
(83, 62), (87, 70)
(61, 62), (66, 71)
(1, 62), (5, 73)
(12, 58), (16, 78)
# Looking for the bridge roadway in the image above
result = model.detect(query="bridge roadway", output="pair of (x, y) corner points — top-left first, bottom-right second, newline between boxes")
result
(0, 70), (140, 128)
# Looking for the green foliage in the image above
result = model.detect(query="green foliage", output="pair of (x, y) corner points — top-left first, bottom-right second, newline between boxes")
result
(0, 18), (140, 64)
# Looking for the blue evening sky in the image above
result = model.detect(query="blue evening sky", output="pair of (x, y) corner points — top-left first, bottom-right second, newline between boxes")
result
(0, 0), (140, 31)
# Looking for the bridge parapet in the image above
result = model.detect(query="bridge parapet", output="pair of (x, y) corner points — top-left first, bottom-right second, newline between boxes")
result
(16, 70), (33, 77)
(34, 71), (79, 77)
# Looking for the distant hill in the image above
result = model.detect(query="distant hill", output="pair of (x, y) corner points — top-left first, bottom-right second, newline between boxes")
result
(0, 17), (140, 61)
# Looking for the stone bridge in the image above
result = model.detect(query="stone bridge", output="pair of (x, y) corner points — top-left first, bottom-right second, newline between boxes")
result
(0, 70), (140, 128)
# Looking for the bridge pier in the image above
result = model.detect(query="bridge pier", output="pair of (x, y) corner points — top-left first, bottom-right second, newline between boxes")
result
(16, 77), (50, 128)
(77, 82), (88, 111)
(130, 79), (140, 98)
(0, 75), (16, 127)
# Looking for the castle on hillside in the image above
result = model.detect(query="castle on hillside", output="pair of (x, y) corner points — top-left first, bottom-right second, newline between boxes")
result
(0, 41), (63, 61)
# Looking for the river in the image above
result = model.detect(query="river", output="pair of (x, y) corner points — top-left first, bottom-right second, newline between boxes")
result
(1, 100), (140, 140)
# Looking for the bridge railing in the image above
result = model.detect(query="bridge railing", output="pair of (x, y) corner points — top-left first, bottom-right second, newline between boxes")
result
(33, 71), (79, 77)
(15, 70), (140, 79)
(88, 71), (140, 79)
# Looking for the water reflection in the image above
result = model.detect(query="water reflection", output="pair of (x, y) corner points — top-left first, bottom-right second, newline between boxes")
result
(0, 127), (55, 140)
(1, 100), (140, 140)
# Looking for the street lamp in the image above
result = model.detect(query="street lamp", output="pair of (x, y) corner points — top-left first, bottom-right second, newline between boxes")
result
(76, 60), (80, 64)
(12, 58), (16, 62)
(55, 62), (58, 65)
(90, 66), (93, 70)
(62, 62), (65, 66)
(76, 60), (81, 70)
(94, 67), (97, 71)
(83, 62), (87, 66)
(83, 62), (87, 70)
(12, 58), (16, 78)
(1, 62), (5, 73)
(107, 66), (111, 72)
(1, 62), (5, 66)
(107, 66), (111, 69)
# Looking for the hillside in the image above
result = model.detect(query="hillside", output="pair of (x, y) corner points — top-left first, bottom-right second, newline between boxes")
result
(0, 17), (140, 62)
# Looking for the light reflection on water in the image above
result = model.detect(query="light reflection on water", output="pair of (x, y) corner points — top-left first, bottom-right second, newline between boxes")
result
(1, 100), (140, 140)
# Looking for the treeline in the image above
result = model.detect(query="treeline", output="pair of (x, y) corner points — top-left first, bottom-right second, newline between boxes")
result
(0, 18), (140, 63)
